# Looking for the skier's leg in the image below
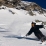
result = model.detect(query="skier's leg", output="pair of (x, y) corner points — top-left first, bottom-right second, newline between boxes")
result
(41, 36), (46, 42)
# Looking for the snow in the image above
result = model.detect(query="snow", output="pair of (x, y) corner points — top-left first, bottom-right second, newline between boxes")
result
(0, 6), (46, 46)
(21, 1), (32, 5)
(21, 1), (36, 5)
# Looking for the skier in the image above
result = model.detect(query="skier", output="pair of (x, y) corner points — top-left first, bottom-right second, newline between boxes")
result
(26, 22), (46, 42)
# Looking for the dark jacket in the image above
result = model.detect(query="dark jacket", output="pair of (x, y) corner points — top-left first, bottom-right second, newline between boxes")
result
(26, 25), (45, 39)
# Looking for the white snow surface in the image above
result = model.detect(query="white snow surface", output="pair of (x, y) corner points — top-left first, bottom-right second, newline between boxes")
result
(0, 6), (46, 46)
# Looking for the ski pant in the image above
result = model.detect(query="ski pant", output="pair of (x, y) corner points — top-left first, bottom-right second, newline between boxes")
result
(34, 30), (46, 41)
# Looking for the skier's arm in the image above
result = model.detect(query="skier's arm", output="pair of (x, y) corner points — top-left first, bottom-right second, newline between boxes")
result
(36, 25), (44, 28)
(26, 28), (33, 36)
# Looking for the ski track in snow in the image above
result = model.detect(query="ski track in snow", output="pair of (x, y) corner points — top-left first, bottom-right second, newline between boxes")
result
(0, 7), (46, 46)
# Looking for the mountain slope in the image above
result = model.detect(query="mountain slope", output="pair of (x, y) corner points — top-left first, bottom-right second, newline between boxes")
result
(0, 1), (46, 46)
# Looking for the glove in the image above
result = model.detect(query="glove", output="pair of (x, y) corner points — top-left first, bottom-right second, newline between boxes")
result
(26, 34), (28, 36)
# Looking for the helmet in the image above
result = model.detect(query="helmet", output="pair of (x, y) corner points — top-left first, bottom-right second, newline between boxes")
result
(31, 22), (36, 25)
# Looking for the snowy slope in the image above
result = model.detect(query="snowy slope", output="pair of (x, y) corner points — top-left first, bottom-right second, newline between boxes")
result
(0, 6), (46, 46)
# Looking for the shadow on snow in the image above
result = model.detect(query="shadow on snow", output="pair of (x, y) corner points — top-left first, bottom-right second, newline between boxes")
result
(0, 30), (9, 33)
(0, 27), (9, 32)
(3, 35), (39, 41)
